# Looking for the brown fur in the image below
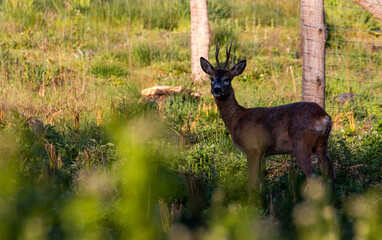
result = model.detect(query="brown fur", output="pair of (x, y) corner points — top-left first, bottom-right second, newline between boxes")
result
(200, 51), (335, 195)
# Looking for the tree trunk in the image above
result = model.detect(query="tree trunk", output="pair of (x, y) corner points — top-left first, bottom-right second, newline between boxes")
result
(190, 0), (210, 84)
(351, 0), (382, 22)
(301, 0), (326, 109)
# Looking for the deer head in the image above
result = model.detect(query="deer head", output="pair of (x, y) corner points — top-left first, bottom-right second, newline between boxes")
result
(200, 42), (246, 100)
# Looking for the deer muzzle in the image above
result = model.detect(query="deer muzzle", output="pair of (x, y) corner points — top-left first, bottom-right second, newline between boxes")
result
(212, 87), (224, 97)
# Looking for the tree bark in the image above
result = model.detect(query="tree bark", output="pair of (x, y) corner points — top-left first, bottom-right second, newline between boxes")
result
(301, 0), (326, 109)
(190, 0), (210, 84)
(351, 0), (382, 22)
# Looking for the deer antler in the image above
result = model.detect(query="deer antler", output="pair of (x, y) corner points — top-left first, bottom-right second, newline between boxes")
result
(223, 41), (232, 69)
(215, 42), (221, 68)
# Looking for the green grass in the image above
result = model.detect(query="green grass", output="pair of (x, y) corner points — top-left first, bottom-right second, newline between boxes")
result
(0, 0), (381, 239)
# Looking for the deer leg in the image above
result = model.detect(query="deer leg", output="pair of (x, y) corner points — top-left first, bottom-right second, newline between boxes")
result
(246, 153), (263, 203)
(314, 142), (336, 188)
(292, 142), (314, 177)
(288, 154), (297, 201)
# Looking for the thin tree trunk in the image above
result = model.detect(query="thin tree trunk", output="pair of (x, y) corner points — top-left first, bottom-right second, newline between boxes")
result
(190, 0), (210, 84)
(301, 0), (326, 109)
(351, 0), (382, 22)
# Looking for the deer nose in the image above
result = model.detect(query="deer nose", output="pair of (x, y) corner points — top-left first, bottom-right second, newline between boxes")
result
(212, 87), (223, 95)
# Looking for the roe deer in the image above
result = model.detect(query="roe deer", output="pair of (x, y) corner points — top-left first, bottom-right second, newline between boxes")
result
(200, 43), (335, 197)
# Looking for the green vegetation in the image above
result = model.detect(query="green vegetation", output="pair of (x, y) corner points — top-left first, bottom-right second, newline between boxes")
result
(0, 0), (381, 239)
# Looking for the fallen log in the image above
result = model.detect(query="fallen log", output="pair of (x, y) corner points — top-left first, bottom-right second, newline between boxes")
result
(141, 86), (201, 103)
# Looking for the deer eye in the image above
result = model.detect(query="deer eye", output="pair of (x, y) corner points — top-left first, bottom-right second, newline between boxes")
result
(223, 78), (229, 83)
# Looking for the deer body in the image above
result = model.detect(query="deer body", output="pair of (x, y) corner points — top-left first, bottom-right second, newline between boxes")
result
(200, 43), (335, 193)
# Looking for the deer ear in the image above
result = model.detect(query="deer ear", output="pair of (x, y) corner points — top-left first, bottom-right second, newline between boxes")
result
(200, 57), (214, 75)
(230, 60), (246, 76)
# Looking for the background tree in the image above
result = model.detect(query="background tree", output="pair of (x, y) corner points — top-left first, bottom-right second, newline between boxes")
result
(351, 0), (382, 22)
(190, 0), (211, 84)
(301, 0), (326, 108)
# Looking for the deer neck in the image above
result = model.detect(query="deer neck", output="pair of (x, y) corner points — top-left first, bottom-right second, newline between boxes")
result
(214, 90), (245, 134)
